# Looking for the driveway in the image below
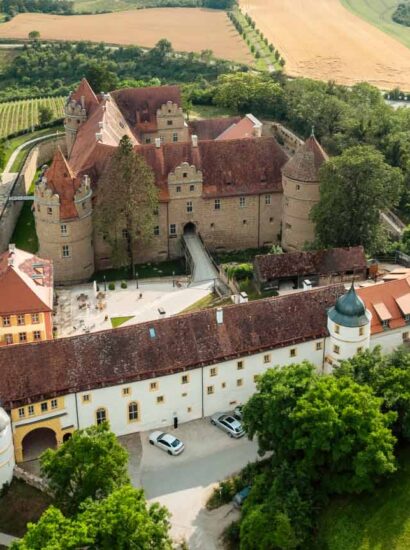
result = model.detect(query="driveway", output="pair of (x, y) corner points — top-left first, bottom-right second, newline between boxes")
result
(129, 418), (260, 549)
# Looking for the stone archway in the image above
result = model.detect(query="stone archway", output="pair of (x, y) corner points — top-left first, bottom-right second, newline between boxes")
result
(22, 427), (57, 461)
(183, 222), (196, 235)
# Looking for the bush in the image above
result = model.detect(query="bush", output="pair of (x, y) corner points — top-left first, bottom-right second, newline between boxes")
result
(120, 280), (127, 289)
(225, 263), (253, 281)
(108, 282), (115, 290)
(222, 521), (241, 550)
(206, 479), (236, 509)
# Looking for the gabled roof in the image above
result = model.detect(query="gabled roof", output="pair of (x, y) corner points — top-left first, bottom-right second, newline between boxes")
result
(282, 134), (328, 182)
(189, 117), (241, 141)
(216, 114), (262, 141)
(44, 148), (80, 220)
(0, 248), (53, 316)
(70, 78), (99, 114)
(254, 247), (367, 282)
(0, 285), (344, 408)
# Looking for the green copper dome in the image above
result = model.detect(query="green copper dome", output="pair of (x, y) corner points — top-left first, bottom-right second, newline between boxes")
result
(328, 285), (369, 328)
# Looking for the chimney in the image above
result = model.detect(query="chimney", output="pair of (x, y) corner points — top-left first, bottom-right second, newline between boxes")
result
(95, 132), (103, 142)
(216, 307), (223, 325)
(155, 137), (161, 148)
(98, 121), (104, 129)
(191, 134), (198, 148)
(9, 243), (15, 253)
(80, 95), (85, 109)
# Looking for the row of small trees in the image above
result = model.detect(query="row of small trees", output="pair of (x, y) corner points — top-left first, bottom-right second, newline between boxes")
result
(227, 9), (285, 67)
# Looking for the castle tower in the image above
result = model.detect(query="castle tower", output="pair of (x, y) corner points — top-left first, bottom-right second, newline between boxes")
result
(325, 284), (372, 372)
(281, 132), (328, 251)
(64, 78), (99, 157)
(0, 407), (15, 490)
(34, 149), (94, 284)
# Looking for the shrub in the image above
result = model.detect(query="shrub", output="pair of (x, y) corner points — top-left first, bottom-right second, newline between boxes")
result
(108, 282), (115, 290)
(222, 521), (241, 550)
(120, 280), (127, 289)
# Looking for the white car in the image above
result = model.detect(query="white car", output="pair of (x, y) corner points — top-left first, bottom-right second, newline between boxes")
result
(149, 431), (185, 456)
(210, 413), (245, 438)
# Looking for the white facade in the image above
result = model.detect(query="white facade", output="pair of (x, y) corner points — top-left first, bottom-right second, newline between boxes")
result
(0, 407), (15, 490)
(325, 314), (372, 372)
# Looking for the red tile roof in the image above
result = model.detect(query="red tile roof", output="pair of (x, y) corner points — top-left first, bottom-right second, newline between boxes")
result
(282, 134), (328, 182)
(0, 248), (53, 316)
(189, 117), (241, 141)
(0, 285), (344, 408)
(44, 148), (80, 220)
(254, 247), (367, 283)
(70, 78), (100, 114)
(357, 277), (410, 334)
(216, 114), (261, 141)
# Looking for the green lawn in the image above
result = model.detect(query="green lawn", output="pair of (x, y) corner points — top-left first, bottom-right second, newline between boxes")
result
(340, 0), (410, 50)
(0, 479), (51, 537)
(74, 0), (198, 12)
(316, 445), (410, 549)
(111, 316), (134, 327)
(93, 258), (186, 283)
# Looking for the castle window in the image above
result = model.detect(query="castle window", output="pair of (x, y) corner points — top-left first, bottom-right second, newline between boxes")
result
(382, 320), (389, 329)
(237, 379), (243, 387)
(5, 334), (13, 345)
(290, 348), (297, 358)
(33, 331), (41, 341)
(51, 399), (58, 409)
(214, 199), (221, 210)
(31, 313), (39, 324)
(62, 245), (70, 258)
(156, 395), (165, 404)
(2, 316), (10, 327)
(150, 381), (158, 391)
(17, 314), (25, 326)
(265, 194), (271, 205)
(334, 324), (340, 334)
(237, 360), (244, 370)
(153, 226), (160, 236)
(190, 185), (195, 192)
(181, 374), (189, 384)
(19, 332), (27, 343)
(173, 133), (178, 142)
(128, 402), (139, 422)
(41, 402), (48, 412)
(296, 184), (301, 190)
(403, 332), (409, 342)
(82, 394), (91, 403)
(207, 386), (214, 395)
(187, 407), (192, 413)
(239, 196), (246, 208)
(61, 224), (67, 235)
(167, 120), (173, 126)
(176, 186), (181, 193)
(169, 224), (176, 236)
(145, 138), (151, 144)
(243, 220), (247, 225)
(18, 407), (25, 419)
(269, 217), (274, 223)
(221, 382), (226, 388)
(28, 405), (34, 416)
(333, 345), (340, 355)
(96, 408), (107, 425)
(153, 207), (159, 216)
(210, 367), (217, 377)
(263, 354), (271, 364)
(122, 229), (129, 239)
(316, 342), (323, 351)
(122, 387), (130, 396)
(183, 172), (188, 178)
(359, 327), (364, 336)
(47, 207), (52, 215)
(186, 201), (193, 213)
(210, 223), (214, 229)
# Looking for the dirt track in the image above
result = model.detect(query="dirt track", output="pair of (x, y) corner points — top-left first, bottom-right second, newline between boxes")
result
(240, 0), (410, 89)
(0, 9), (252, 64)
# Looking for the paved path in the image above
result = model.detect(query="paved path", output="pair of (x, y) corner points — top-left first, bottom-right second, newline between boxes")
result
(0, 532), (19, 547)
(3, 131), (61, 175)
(183, 234), (219, 283)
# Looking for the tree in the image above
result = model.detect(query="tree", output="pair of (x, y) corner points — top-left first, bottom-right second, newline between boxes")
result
(28, 30), (40, 40)
(94, 135), (158, 277)
(311, 145), (403, 253)
(85, 62), (118, 93)
(149, 39), (173, 62)
(40, 423), (129, 515)
(38, 105), (53, 125)
(12, 486), (172, 550)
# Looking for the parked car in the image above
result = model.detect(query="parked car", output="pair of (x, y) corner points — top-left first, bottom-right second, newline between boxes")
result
(210, 413), (245, 438)
(233, 486), (251, 508)
(149, 431), (185, 455)
(233, 405), (243, 421)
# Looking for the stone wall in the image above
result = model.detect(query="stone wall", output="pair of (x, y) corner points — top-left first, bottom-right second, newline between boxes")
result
(0, 135), (66, 254)
(13, 465), (51, 495)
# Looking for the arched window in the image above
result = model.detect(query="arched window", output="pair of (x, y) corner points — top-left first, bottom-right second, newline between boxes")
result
(96, 407), (107, 425)
(128, 402), (139, 422)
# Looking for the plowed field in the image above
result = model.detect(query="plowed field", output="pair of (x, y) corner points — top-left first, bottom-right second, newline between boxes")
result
(240, 0), (410, 89)
(0, 9), (252, 64)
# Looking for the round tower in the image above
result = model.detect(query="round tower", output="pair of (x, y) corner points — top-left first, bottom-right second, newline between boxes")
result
(34, 150), (94, 284)
(325, 284), (371, 371)
(0, 408), (15, 490)
(281, 132), (328, 251)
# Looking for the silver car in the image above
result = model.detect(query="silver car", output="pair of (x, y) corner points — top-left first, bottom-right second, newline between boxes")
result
(149, 431), (185, 455)
(210, 413), (245, 438)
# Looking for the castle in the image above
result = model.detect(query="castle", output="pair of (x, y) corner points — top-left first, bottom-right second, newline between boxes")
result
(33, 79), (327, 283)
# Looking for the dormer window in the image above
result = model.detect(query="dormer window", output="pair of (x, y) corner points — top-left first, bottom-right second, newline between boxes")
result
(382, 319), (389, 329)
(405, 314), (410, 324)
(167, 120), (173, 126)
(183, 172), (188, 178)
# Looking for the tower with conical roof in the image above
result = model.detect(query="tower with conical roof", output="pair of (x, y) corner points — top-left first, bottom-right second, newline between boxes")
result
(64, 78), (99, 157)
(325, 284), (372, 371)
(0, 407), (14, 490)
(281, 132), (328, 251)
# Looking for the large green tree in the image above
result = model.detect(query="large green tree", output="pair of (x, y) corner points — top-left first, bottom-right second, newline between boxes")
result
(311, 145), (403, 253)
(40, 422), (129, 515)
(94, 135), (158, 276)
(12, 486), (172, 550)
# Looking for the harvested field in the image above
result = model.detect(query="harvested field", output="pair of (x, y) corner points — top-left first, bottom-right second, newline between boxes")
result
(0, 9), (252, 64)
(240, 0), (410, 89)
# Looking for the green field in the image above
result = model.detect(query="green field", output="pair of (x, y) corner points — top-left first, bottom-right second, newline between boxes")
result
(317, 445), (410, 549)
(74, 0), (198, 12)
(340, 0), (410, 50)
(0, 97), (65, 139)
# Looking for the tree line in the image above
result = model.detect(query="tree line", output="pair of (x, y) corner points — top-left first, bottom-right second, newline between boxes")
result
(0, 0), (73, 17)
